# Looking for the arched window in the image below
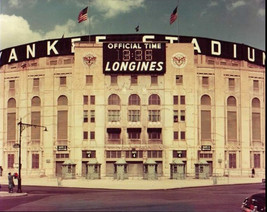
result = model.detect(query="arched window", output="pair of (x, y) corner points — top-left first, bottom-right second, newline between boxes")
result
(252, 98), (260, 108)
(200, 95), (211, 140)
(31, 96), (41, 107)
(108, 94), (120, 105)
(252, 98), (261, 141)
(128, 94), (140, 105)
(227, 96), (236, 106)
(7, 98), (16, 108)
(201, 95), (211, 105)
(148, 94), (160, 105)
(58, 95), (68, 105)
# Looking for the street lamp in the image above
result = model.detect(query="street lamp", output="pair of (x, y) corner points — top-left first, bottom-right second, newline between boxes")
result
(16, 118), (47, 193)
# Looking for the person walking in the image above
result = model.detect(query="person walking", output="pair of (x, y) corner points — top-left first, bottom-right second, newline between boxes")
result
(8, 172), (15, 193)
(251, 168), (255, 178)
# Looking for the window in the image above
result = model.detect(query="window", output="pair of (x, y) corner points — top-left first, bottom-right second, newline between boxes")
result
(82, 150), (96, 158)
(125, 150), (143, 158)
(8, 154), (15, 168)
(129, 94), (140, 105)
(90, 95), (95, 105)
(33, 78), (39, 87)
(180, 131), (186, 140)
(149, 110), (160, 122)
(83, 110), (88, 122)
(253, 80), (259, 90)
(252, 98), (261, 141)
(147, 150), (162, 158)
(173, 131), (179, 140)
(131, 75), (138, 85)
(111, 75), (117, 85)
(228, 78), (235, 88)
(9, 80), (15, 90)
(31, 111), (41, 140)
(202, 77), (209, 86)
(106, 151), (121, 158)
(32, 154), (39, 169)
(127, 128), (141, 139)
(90, 131), (95, 140)
(148, 129), (161, 140)
(83, 131), (88, 140)
(108, 110), (120, 122)
(108, 132), (120, 140)
(57, 95), (68, 105)
(108, 94), (120, 105)
(254, 154), (260, 168)
(128, 110), (140, 122)
(83, 95), (88, 105)
(86, 75), (93, 85)
(229, 153), (236, 168)
(60, 76), (66, 86)
(173, 96), (178, 105)
(173, 110), (178, 122)
(201, 110), (211, 140)
(180, 110), (185, 121)
(90, 110), (95, 123)
(151, 76), (158, 85)
(7, 112), (16, 141)
(173, 150), (186, 158)
(180, 96), (185, 105)
(149, 94), (160, 105)
(176, 75), (183, 84)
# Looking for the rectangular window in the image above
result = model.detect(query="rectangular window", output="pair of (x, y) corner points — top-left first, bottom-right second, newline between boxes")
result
(173, 96), (178, 105)
(9, 80), (15, 90)
(229, 153), (236, 168)
(228, 78), (235, 88)
(180, 96), (185, 105)
(173, 150), (187, 158)
(7, 113), (16, 141)
(180, 131), (186, 140)
(254, 154), (260, 168)
(147, 150), (162, 158)
(227, 111), (237, 140)
(90, 95), (95, 105)
(180, 110), (185, 121)
(90, 110), (95, 123)
(108, 110), (120, 122)
(131, 75), (138, 85)
(173, 110), (178, 122)
(201, 110), (211, 140)
(148, 129), (161, 140)
(127, 128), (141, 139)
(31, 111), (41, 140)
(90, 131), (95, 140)
(83, 110), (88, 123)
(111, 75), (117, 85)
(83, 95), (88, 105)
(128, 110), (140, 122)
(151, 76), (158, 85)
(173, 131), (179, 140)
(149, 110), (160, 122)
(8, 154), (14, 168)
(32, 154), (39, 169)
(252, 113), (261, 141)
(176, 75), (183, 84)
(253, 80), (259, 90)
(57, 110), (68, 140)
(202, 77), (209, 86)
(106, 151), (121, 158)
(60, 76), (66, 86)
(83, 131), (88, 140)
(33, 78), (39, 87)
(86, 75), (93, 85)
(82, 150), (96, 158)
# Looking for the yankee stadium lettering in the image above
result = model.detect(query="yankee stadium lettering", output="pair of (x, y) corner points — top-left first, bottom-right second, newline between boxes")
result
(103, 42), (166, 75)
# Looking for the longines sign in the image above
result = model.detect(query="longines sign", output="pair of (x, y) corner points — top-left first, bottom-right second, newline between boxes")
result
(0, 34), (265, 67)
(103, 42), (166, 74)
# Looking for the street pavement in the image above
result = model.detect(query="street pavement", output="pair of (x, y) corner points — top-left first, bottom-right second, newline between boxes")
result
(0, 175), (263, 197)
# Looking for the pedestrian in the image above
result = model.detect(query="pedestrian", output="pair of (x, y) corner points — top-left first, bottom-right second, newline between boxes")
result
(8, 172), (15, 193)
(251, 168), (255, 178)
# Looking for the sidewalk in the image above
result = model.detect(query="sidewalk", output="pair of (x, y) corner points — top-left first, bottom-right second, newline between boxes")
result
(0, 175), (263, 197)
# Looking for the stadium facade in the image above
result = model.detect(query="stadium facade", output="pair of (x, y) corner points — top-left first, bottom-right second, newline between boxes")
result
(0, 34), (265, 179)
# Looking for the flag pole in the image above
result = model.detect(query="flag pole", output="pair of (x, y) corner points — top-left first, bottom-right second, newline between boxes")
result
(88, 0), (90, 43)
(177, 0), (179, 42)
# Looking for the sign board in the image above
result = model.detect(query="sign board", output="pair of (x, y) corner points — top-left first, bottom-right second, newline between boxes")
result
(57, 145), (68, 151)
(86, 151), (92, 158)
(103, 42), (166, 75)
(201, 145), (212, 151)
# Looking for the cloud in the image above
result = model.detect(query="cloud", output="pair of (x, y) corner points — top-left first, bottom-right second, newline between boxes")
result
(258, 8), (265, 16)
(0, 14), (89, 49)
(226, 0), (246, 10)
(0, 14), (42, 49)
(92, 0), (145, 18)
(8, 0), (37, 8)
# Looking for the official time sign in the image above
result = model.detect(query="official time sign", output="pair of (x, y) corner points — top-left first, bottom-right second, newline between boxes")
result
(103, 42), (166, 75)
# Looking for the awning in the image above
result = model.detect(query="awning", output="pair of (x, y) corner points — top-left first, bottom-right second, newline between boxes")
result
(107, 128), (121, 133)
(147, 128), (162, 133)
(127, 128), (141, 133)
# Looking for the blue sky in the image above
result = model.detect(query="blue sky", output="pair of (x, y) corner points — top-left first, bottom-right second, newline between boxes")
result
(0, 0), (265, 50)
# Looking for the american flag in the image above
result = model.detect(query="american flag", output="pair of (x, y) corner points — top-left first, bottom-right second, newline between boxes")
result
(170, 6), (178, 25)
(78, 7), (88, 23)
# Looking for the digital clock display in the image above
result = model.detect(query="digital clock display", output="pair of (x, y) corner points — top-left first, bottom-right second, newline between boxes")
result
(103, 42), (166, 75)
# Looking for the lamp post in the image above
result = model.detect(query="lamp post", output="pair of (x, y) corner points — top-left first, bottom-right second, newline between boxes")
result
(16, 118), (47, 193)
